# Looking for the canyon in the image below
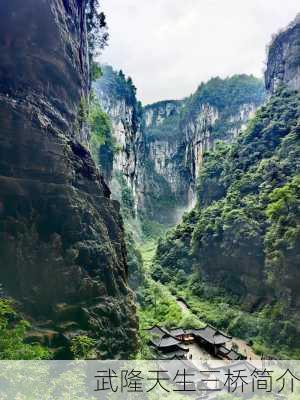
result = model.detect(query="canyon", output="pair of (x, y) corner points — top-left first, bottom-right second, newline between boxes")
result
(94, 69), (265, 226)
(0, 1), (299, 361)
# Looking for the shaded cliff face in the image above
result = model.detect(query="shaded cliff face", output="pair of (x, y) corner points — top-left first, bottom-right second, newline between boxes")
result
(94, 71), (265, 226)
(265, 14), (300, 93)
(93, 66), (143, 190)
(141, 76), (265, 224)
(0, 0), (137, 358)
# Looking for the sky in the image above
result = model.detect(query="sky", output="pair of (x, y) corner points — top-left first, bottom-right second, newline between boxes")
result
(99, 1), (300, 104)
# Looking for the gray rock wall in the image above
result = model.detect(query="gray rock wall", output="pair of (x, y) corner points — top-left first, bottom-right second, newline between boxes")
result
(265, 14), (300, 93)
(0, 0), (137, 359)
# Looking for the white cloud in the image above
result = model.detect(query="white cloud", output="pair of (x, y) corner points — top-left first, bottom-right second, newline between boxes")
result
(99, 0), (300, 104)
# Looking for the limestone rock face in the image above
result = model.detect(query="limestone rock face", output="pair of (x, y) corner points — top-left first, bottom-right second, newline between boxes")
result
(265, 14), (300, 93)
(94, 86), (139, 188)
(0, 0), (137, 358)
(94, 71), (265, 226)
(140, 97), (260, 224)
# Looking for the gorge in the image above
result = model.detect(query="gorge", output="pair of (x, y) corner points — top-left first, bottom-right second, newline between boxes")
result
(91, 13), (300, 359)
(93, 69), (265, 227)
(0, 2), (299, 361)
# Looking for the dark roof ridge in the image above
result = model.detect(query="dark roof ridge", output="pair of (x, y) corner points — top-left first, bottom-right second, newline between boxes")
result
(205, 323), (232, 339)
(145, 324), (170, 335)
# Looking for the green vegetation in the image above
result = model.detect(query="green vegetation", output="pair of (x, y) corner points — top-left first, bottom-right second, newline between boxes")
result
(265, 175), (300, 295)
(89, 94), (116, 179)
(180, 74), (266, 141)
(137, 278), (182, 330)
(113, 172), (135, 218)
(0, 299), (50, 360)
(182, 74), (265, 124)
(140, 218), (168, 240)
(136, 241), (206, 359)
(86, 0), (108, 58)
(143, 75), (265, 143)
(153, 86), (300, 358)
(138, 241), (157, 271)
(94, 65), (143, 132)
(161, 273), (300, 358)
(126, 231), (144, 290)
(143, 100), (183, 141)
(70, 335), (97, 359)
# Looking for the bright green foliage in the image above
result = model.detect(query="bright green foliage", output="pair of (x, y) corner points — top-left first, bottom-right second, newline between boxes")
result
(70, 335), (97, 359)
(181, 74), (265, 138)
(265, 175), (300, 296)
(91, 61), (102, 81)
(0, 299), (50, 360)
(143, 75), (265, 143)
(153, 87), (300, 357)
(126, 231), (144, 290)
(183, 74), (265, 118)
(137, 278), (183, 330)
(88, 95), (115, 178)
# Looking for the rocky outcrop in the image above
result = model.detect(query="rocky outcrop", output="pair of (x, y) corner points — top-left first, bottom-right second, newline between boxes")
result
(265, 14), (300, 93)
(94, 71), (265, 226)
(94, 88), (138, 186)
(93, 66), (142, 190)
(182, 102), (258, 186)
(0, 0), (137, 358)
(140, 76), (265, 224)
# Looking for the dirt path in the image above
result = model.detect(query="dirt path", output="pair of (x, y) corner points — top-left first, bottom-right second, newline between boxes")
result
(139, 239), (260, 360)
(232, 337), (259, 360)
(174, 297), (260, 360)
(176, 298), (190, 313)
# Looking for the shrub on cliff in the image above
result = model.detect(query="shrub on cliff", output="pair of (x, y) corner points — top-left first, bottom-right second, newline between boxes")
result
(89, 95), (116, 180)
(0, 300), (50, 360)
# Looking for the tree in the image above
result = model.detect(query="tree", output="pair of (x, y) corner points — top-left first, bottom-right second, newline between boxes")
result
(0, 299), (50, 359)
(70, 335), (97, 359)
(86, 0), (109, 58)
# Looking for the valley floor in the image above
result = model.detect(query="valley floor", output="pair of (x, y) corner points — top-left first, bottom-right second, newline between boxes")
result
(137, 239), (260, 360)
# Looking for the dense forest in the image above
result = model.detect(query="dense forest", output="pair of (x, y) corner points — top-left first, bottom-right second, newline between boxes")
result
(152, 86), (300, 358)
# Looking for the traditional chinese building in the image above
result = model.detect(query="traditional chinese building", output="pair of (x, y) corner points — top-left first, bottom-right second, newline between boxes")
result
(147, 325), (189, 358)
(146, 324), (244, 360)
(169, 325), (232, 356)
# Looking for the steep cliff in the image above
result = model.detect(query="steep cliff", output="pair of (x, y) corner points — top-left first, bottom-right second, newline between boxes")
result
(94, 70), (265, 227)
(0, 0), (137, 358)
(153, 17), (300, 358)
(93, 66), (143, 190)
(141, 75), (265, 224)
(265, 13), (300, 93)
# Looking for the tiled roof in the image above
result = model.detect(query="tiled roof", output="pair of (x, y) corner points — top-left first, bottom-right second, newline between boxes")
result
(146, 325), (170, 340)
(194, 325), (232, 345)
(158, 336), (182, 348)
(169, 328), (185, 337)
(159, 349), (188, 360)
(147, 324), (231, 348)
(218, 345), (245, 360)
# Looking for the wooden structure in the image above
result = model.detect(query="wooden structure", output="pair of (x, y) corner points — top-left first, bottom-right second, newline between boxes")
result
(147, 324), (239, 359)
(169, 324), (232, 356)
(217, 345), (246, 360)
(146, 325), (189, 358)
